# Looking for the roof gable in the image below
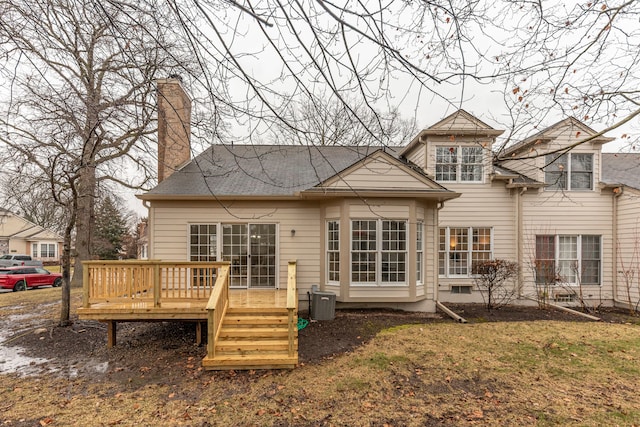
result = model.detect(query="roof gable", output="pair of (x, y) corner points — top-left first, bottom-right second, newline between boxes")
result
(400, 109), (503, 157)
(317, 150), (446, 191)
(501, 117), (614, 158)
(0, 209), (63, 241)
(428, 109), (496, 132)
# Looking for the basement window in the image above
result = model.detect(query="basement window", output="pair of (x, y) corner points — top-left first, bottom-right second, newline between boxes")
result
(450, 285), (473, 294)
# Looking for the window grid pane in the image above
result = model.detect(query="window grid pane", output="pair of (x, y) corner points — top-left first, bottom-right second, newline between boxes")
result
(461, 147), (483, 182)
(381, 220), (407, 283)
(189, 224), (217, 262)
(545, 154), (568, 190)
(449, 228), (469, 275)
(436, 147), (457, 181)
(327, 221), (340, 282)
(581, 235), (601, 285)
(351, 220), (377, 283)
(416, 222), (423, 283)
(535, 235), (556, 285)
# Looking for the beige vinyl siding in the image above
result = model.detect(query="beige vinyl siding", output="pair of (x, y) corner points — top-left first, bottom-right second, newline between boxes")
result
(349, 202), (410, 218)
(432, 115), (487, 130)
(423, 203), (437, 301)
(615, 188), (640, 307)
(150, 200), (322, 295)
(326, 157), (432, 190)
(520, 191), (614, 301)
(437, 182), (516, 301)
(404, 142), (426, 170)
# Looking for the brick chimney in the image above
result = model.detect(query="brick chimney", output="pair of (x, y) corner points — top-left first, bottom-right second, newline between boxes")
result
(157, 76), (191, 183)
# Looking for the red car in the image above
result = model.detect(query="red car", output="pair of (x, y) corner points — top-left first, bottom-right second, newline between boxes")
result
(0, 266), (62, 291)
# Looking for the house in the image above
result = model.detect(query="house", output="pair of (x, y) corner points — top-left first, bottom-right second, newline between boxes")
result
(0, 208), (63, 264)
(79, 78), (639, 370)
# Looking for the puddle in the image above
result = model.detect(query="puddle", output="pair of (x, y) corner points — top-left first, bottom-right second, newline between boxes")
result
(0, 342), (52, 376)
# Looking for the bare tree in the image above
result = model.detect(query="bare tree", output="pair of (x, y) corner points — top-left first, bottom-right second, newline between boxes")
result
(0, 0), (188, 287)
(0, 170), (69, 234)
(268, 93), (417, 147)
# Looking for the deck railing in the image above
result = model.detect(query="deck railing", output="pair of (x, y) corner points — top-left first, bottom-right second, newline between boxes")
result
(205, 265), (230, 359)
(286, 260), (298, 358)
(82, 260), (230, 308)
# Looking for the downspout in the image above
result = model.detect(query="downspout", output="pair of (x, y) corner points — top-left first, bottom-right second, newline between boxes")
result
(143, 200), (152, 259)
(435, 201), (444, 302)
(516, 186), (527, 298)
(612, 186), (623, 305)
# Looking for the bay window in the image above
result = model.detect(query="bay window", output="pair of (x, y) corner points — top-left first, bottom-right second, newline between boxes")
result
(327, 220), (340, 282)
(351, 219), (407, 285)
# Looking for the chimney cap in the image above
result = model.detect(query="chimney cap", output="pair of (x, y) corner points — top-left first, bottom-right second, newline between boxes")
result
(167, 74), (183, 83)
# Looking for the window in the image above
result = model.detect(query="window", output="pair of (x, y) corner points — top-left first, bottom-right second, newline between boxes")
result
(189, 224), (217, 261)
(436, 146), (483, 182)
(439, 227), (493, 277)
(535, 235), (601, 285)
(351, 219), (407, 285)
(416, 222), (423, 284)
(32, 243), (38, 258)
(327, 221), (340, 282)
(382, 220), (406, 283)
(39, 243), (56, 258)
(545, 153), (593, 190)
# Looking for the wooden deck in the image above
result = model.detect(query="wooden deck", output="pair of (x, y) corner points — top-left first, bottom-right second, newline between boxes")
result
(78, 260), (298, 370)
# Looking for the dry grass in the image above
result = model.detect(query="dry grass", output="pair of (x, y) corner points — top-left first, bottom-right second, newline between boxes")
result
(1, 290), (640, 426)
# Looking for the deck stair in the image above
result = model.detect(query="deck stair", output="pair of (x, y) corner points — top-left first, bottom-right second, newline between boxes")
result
(202, 306), (298, 370)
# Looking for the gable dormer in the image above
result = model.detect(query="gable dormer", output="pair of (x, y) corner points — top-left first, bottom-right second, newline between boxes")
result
(400, 110), (504, 185)
(498, 117), (614, 191)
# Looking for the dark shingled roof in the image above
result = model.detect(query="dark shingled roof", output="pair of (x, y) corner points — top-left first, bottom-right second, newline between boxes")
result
(146, 144), (394, 197)
(601, 153), (640, 190)
(493, 165), (543, 186)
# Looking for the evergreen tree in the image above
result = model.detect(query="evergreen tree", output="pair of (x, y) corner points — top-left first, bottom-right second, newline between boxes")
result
(93, 196), (130, 260)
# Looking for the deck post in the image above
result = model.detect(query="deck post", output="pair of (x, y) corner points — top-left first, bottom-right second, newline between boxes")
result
(82, 263), (90, 308)
(286, 260), (297, 359)
(153, 264), (160, 307)
(107, 321), (117, 348)
(196, 321), (202, 346)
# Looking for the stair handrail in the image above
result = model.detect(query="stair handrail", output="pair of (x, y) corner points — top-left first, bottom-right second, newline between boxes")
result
(206, 263), (230, 359)
(286, 260), (297, 358)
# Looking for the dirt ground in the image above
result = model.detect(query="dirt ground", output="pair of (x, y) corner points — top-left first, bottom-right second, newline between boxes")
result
(5, 297), (637, 382)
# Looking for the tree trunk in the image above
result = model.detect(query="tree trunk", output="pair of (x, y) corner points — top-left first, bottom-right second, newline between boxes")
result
(71, 165), (96, 287)
(60, 218), (75, 326)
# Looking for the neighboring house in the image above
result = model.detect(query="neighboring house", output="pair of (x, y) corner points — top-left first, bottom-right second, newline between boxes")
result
(139, 78), (639, 312)
(136, 219), (149, 260)
(0, 208), (63, 264)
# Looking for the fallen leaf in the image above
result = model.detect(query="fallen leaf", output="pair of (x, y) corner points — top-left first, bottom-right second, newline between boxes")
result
(40, 418), (54, 426)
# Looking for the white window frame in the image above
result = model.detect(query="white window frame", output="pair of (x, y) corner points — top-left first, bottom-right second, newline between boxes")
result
(189, 224), (218, 262)
(33, 242), (56, 259)
(535, 234), (601, 286)
(438, 227), (493, 277)
(544, 153), (594, 191)
(435, 146), (484, 183)
(326, 220), (340, 283)
(350, 219), (408, 286)
(416, 221), (424, 284)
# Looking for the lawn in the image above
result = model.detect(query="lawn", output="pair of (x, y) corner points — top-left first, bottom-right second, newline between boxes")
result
(1, 288), (639, 426)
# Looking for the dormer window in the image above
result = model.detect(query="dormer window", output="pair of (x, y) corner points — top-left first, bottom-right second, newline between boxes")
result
(545, 153), (593, 190)
(435, 146), (483, 183)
